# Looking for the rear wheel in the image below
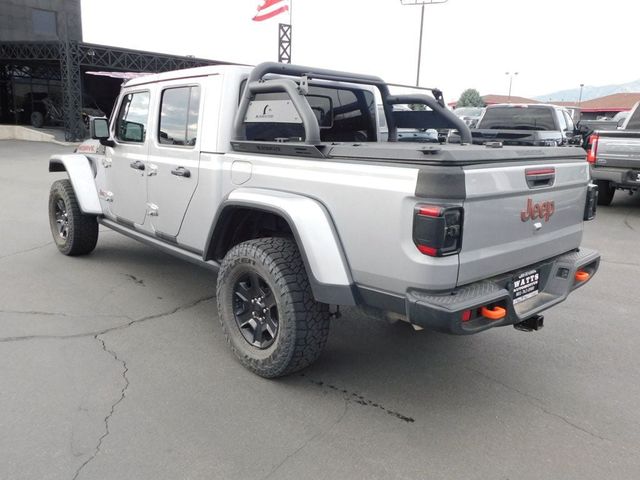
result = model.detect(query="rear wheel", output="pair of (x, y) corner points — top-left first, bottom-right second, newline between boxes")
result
(30, 111), (44, 128)
(216, 237), (330, 378)
(48, 179), (99, 256)
(596, 180), (615, 206)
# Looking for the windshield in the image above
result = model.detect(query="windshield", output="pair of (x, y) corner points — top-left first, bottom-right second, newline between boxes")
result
(479, 106), (556, 131)
(454, 107), (483, 117)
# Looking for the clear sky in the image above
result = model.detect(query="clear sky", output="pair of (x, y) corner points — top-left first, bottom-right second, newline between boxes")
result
(81, 0), (636, 103)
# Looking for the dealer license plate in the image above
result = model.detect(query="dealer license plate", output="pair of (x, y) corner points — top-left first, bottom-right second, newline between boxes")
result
(513, 269), (540, 304)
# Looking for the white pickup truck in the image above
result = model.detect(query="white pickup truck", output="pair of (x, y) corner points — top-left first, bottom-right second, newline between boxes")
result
(48, 62), (600, 377)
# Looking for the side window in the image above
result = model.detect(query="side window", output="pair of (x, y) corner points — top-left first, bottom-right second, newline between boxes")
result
(563, 111), (575, 132)
(556, 109), (567, 131)
(158, 86), (201, 147)
(115, 91), (150, 143)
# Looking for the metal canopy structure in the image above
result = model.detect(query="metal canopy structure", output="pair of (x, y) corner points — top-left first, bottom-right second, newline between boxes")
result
(0, 41), (224, 140)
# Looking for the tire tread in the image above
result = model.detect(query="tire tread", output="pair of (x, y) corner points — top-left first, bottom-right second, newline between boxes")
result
(216, 237), (330, 378)
(49, 179), (98, 256)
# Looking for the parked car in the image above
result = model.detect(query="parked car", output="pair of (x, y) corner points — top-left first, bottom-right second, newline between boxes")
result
(470, 104), (583, 146)
(377, 105), (439, 143)
(24, 92), (104, 131)
(586, 101), (640, 205)
(453, 106), (484, 128)
(47, 62), (599, 377)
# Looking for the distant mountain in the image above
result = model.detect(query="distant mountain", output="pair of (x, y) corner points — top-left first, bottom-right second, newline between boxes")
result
(535, 79), (640, 103)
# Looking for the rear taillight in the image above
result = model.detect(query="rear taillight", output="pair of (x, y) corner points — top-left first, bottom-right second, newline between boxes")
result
(586, 133), (599, 164)
(413, 205), (463, 257)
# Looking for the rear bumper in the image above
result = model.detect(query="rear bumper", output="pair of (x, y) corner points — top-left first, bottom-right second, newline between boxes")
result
(403, 248), (600, 335)
(591, 166), (640, 189)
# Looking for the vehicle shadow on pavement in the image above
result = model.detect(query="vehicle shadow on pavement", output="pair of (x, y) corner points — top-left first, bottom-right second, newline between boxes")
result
(84, 230), (628, 445)
(88, 234), (565, 408)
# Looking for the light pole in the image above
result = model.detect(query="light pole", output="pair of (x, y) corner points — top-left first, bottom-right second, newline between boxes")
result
(578, 83), (585, 107)
(505, 71), (518, 102)
(400, 0), (449, 87)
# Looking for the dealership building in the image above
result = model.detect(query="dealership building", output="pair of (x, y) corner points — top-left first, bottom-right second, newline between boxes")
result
(0, 0), (226, 140)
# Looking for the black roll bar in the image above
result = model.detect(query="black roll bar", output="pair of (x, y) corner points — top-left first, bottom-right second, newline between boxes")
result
(245, 78), (321, 144)
(234, 62), (397, 143)
(386, 94), (472, 144)
(233, 62), (470, 144)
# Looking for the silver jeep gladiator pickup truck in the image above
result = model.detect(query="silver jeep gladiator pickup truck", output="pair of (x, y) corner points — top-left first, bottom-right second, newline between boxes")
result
(47, 62), (600, 377)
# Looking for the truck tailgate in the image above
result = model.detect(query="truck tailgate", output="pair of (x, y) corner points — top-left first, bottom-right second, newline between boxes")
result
(595, 131), (640, 169)
(457, 156), (589, 286)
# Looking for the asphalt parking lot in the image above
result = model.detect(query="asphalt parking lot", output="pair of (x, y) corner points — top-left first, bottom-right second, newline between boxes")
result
(1, 139), (640, 480)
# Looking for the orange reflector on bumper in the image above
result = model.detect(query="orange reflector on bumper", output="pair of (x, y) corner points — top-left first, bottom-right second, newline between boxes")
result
(480, 305), (506, 320)
(575, 270), (590, 282)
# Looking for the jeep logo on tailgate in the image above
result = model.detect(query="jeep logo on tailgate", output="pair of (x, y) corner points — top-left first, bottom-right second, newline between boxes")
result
(521, 199), (555, 222)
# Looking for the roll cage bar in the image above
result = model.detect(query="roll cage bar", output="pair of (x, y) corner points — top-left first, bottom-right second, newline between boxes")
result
(233, 62), (472, 145)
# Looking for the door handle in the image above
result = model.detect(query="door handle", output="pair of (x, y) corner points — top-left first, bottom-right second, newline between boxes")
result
(130, 160), (145, 171)
(171, 166), (191, 178)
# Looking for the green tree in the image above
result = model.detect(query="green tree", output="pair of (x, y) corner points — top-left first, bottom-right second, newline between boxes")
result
(456, 89), (484, 107)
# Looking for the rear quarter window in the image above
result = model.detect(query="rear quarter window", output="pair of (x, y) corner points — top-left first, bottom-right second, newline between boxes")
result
(243, 85), (377, 142)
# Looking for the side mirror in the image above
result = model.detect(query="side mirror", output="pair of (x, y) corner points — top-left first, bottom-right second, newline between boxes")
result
(568, 132), (582, 145)
(617, 118), (626, 128)
(90, 117), (114, 147)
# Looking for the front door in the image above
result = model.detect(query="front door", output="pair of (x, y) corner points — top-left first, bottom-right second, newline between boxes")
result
(105, 90), (151, 225)
(147, 84), (202, 238)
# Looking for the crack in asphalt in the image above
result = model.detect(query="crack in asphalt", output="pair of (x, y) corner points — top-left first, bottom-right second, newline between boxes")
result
(623, 213), (636, 231)
(260, 397), (349, 480)
(123, 274), (145, 286)
(0, 310), (131, 318)
(467, 367), (609, 442)
(301, 374), (415, 423)
(0, 295), (215, 343)
(0, 241), (53, 261)
(6, 294), (216, 480)
(71, 334), (130, 480)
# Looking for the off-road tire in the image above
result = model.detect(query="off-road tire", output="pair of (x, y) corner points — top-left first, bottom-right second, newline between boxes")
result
(216, 237), (331, 378)
(48, 179), (99, 256)
(596, 180), (615, 206)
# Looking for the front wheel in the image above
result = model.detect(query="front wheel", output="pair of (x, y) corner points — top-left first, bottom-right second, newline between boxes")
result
(596, 180), (615, 206)
(216, 237), (330, 378)
(48, 179), (99, 255)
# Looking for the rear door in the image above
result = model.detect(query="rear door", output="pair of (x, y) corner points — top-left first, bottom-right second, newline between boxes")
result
(457, 149), (589, 285)
(146, 81), (203, 239)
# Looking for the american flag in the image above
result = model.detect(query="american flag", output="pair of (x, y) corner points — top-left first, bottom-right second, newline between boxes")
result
(252, 0), (289, 22)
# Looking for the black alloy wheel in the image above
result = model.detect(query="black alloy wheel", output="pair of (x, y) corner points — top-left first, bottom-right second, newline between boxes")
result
(53, 197), (70, 240)
(216, 237), (331, 378)
(233, 271), (279, 349)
